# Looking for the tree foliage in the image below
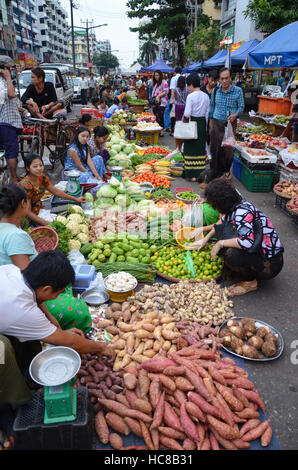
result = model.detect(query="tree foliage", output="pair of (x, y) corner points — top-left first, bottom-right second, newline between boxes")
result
(92, 52), (119, 73)
(126, 0), (189, 66)
(185, 16), (223, 62)
(140, 34), (158, 66)
(244, 0), (298, 35)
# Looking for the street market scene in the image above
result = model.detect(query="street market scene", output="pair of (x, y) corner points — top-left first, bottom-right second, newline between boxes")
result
(0, 0), (298, 454)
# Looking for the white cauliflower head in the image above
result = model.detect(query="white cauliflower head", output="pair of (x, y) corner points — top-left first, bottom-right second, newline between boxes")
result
(67, 213), (83, 224)
(78, 224), (89, 235)
(71, 205), (84, 214)
(56, 215), (67, 225)
(68, 239), (81, 251)
(66, 221), (81, 236)
(77, 233), (89, 244)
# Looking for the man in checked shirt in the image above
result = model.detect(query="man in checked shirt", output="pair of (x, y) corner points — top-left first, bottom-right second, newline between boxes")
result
(208, 67), (244, 181)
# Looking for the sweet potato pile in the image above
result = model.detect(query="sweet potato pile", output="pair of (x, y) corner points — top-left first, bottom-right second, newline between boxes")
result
(94, 339), (273, 450)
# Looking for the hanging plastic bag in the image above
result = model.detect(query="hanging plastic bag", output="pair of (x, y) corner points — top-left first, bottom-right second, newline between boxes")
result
(68, 249), (87, 265)
(183, 251), (196, 279)
(181, 201), (203, 228)
(222, 121), (236, 147)
(82, 272), (110, 305)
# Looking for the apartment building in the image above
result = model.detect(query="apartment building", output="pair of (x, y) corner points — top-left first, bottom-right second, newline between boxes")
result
(97, 39), (111, 54)
(220, 0), (263, 44)
(35, 0), (69, 63)
(11, 0), (42, 64)
(68, 30), (97, 68)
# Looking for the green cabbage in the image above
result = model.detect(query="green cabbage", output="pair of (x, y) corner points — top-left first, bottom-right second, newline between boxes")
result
(84, 192), (93, 202)
(110, 176), (120, 187)
(115, 194), (131, 208)
(97, 185), (117, 199)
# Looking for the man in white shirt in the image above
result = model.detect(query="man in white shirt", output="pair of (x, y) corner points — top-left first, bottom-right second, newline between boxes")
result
(0, 251), (114, 409)
(80, 72), (88, 105)
(170, 67), (182, 104)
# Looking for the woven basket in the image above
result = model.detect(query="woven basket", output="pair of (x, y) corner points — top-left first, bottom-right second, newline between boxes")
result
(29, 227), (59, 254)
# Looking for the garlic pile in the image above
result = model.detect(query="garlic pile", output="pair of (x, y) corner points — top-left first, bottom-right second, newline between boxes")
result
(104, 272), (137, 292)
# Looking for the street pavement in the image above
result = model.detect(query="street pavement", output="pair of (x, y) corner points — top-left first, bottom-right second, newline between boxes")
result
(19, 103), (298, 449)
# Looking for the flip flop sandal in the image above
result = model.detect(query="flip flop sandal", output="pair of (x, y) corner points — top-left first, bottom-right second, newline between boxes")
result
(228, 281), (257, 296)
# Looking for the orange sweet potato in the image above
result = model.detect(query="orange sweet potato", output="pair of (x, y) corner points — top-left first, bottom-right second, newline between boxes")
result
(236, 408), (260, 419)
(200, 436), (211, 450)
(149, 378), (161, 408)
(97, 398), (129, 417)
(209, 432), (220, 450)
(135, 398), (152, 415)
(116, 394), (130, 408)
(95, 410), (109, 444)
(158, 427), (185, 441)
(215, 383), (244, 412)
(182, 438), (196, 450)
(125, 390), (138, 409)
(180, 402), (199, 442)
(138, 369), (150, 398)
(151, 428), (159, 450)
(209, 426), (238, 450)
(232, 439), (251, 449)
(159, 435), (183, 450)
(208, 366), (227, 386)
(261, 424), (273, 447)
(140, 421), (155, 451)
(239, 419), (261, 438)
(150, 391), (165, 430)
(126, 408), (153, 423)
(241, 419), (269, 442)
(206, 414), (240, 440)
(123, 373), (137, 390)
(185, 401), (206, 423)
(175, 376), (194, 392)
(157, 374), (176, 392)
(105, 412), (130, 436)
(109, 433), (123, 450)
(163, 402), (182, 431)
(163, 366), (185, 376)
(124, 417), (142, 438)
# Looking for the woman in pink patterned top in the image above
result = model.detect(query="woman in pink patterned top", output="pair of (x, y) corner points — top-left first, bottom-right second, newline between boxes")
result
(151, 70), (169, 137)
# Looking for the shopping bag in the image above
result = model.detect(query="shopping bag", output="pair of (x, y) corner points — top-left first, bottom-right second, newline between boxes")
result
(174, 120), (198, 140)
(221, 121), (236, 147)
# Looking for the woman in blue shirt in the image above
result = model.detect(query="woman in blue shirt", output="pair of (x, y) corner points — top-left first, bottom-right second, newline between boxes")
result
(65, 126), (107, 183)
(0, 184), (37, 269)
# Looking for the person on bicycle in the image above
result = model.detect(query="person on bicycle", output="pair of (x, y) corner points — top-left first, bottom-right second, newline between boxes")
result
(21, 67), (64, 119)
(19, 153), (86, 226)
(0, 55), (23, 184)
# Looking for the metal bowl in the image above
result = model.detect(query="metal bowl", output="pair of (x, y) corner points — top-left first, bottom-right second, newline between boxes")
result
(81, 289), (110, 305)
(218, 317), (284, 362)
(29, 346), (81, 386)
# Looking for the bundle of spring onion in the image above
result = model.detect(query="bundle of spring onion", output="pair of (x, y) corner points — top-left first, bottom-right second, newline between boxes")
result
(95, 262), (156, 283)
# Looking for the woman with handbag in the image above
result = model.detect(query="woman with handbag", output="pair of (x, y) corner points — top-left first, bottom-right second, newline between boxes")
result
(174, 75), (188, 151)
(151, 70), (169, 137)
(182, 74), (210, 181)
(190, 179), (284, 295)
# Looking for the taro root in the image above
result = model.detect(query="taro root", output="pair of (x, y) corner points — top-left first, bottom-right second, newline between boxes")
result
(264, 333), (278, 346)
(230, 336), (244, 355)
(219, 328), (231, 339)
(228, 325), (245, 339)
(242, 344), (260, 359)
(261, 341), (277, 358)
(256, 326), (270, 338)
(227, 319), (240, 328)
(248, 336), (264, 350)
(242, 321), (257, 338)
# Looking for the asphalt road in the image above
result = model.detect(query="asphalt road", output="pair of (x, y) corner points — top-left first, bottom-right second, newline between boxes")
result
(23, 103), (298, 450)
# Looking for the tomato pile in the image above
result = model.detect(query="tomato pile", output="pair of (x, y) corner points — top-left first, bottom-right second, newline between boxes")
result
(151, 245), (223, 280)
(143, 146), (171, 156)
(132, 172), (171, 188)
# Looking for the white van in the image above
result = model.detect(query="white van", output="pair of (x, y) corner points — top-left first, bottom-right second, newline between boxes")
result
(19, 64), (74, 112)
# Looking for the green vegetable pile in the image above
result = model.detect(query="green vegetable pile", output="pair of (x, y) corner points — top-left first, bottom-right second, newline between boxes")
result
(151, 244), (223, 280)
(177, 191), (198, 201)
(127, 95), (148, 105)
(95, 262), (156, 283)
(151, 188), (175, 200)
(50, 220), (72, 254)
(86, 232), (159, 269)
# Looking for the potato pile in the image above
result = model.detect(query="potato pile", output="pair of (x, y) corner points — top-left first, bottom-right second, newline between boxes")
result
(98, 301), (181, 371)
(274, 180), (298, 198)
(220, 318), (279, 359)
(131, 281), (234, 326)
(94, 343), (273, 450)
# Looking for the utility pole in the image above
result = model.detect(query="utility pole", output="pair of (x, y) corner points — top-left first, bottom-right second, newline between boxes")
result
(194, 0), (198, 29)
(74, 22), (107, 73)
(70, 0), (76, 72)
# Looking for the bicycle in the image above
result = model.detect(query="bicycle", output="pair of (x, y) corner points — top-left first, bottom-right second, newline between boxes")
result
(19, 117), (77, 168)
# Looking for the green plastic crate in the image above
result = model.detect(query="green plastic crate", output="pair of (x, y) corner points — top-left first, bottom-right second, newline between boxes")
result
(241, 162), (274, 192)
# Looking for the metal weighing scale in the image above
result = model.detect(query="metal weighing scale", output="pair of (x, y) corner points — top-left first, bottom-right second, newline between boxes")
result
(110, 165), (124, 182)
(29, 346), (81, 424)
(64, 169), (82, 197)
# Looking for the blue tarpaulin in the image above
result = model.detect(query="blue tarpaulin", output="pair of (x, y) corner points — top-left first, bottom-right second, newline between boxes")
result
(184, 61), (202, 73)
(248, 21), (298, 69)
(231, 39), (260, 66)
(202, 49), (228, 69)
(141, 59), (174, 73)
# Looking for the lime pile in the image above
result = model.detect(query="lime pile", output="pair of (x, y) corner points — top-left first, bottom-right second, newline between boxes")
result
(151, 244), (223, 280)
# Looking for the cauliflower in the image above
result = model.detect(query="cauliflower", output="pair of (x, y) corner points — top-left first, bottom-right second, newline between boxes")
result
(78, 224), (89, 235)
(77, 233), (89, 244)
(68, 239), (81, 251)
(66, 221), (81, 236)
(71, 205), (84, 214)
(67, 214), (83, 224)
(56, 215), (67, 225)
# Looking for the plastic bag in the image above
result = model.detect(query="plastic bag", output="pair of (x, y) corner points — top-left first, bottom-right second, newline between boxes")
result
(222, 121), (236, 147)
(67, 250), (86, 265)
(181, 201), (203, 228)
(82, 272), (109, 305)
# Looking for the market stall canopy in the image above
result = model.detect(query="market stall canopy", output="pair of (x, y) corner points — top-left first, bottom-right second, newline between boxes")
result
(247, 21), (298, 69)
(141, 59), (174, 73)
(122, 62), (143, 76)
(202, 49), (227, 69)
(231, 39), (260, 66)
(184, 61), (202, 73)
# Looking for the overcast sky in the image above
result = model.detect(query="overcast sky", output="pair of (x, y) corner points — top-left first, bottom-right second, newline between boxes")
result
(60, 0), (140, 69)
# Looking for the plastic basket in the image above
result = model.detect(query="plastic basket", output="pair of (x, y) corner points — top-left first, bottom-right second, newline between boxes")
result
(241, 162), (274, 192)
(275, 195), (291, 216)
(29, 227), (59, 253)
(232, 156), (243, 181)
(175, 187), (193, 194)
(175, 227), (196, 249)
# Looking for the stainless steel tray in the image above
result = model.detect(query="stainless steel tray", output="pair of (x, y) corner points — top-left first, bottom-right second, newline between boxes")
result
(29, 346), (81, 386)
(218, 317), (284, 362)
(81, 289), (109, 305)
